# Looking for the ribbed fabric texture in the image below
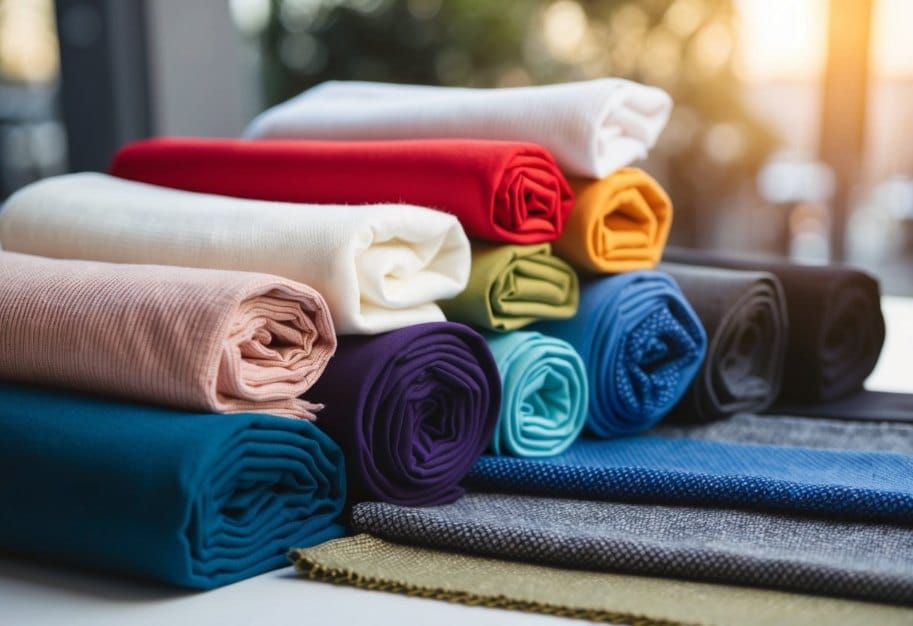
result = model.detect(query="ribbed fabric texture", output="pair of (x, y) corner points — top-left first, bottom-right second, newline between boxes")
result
(0, 251), (335, 418)
(291, 535), (913, 626)
(243, 79), (672, 178)
(0, 173), (470, 335)
(555, 168), (672, 273)
(0, 382), (346, 589)
(663, 247), (885, 403)
(439, 243), (579, 331)
(352, 493), (913, 605)
(485, 331), (588, 457)
(532, 271), (706, 437)
(306, 322), (501, 506)
(468, 436), (913, 522)
(110, 137), (574, 245)
(661, 263), (788, 422)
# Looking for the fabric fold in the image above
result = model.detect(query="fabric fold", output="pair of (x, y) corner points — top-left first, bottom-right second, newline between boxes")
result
(243, 79), (673, 178)
(439, 243), (578, 331)
(0, 251), (335, 419)
(467, 437), (913, 522)
(290, 535), (913, 626)
(533, 271), (706, 437)
(0, 173), (470, 335)
(661, 263), (788, 421)
(306, 322), (501, 506)
(663, 247), (885, 403)
(352, 494), (913, 605)
(485, 331), (588, 457)
(110, 137), (574, 245)
(554, 168), (672, 273)
(0, 382), (346, 589)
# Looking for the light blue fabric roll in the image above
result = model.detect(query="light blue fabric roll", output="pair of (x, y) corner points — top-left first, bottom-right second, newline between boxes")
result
(485, 331), (588, 457)
(533, 271), (706, 437)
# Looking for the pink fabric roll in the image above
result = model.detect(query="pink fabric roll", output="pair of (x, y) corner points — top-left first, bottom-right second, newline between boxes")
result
(0, 251), (337, 419)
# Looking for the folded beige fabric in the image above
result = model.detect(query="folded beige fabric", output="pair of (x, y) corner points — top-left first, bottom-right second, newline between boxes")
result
(0, 173), (470, 335)
(290, 535), (913, 626)
(0, 252), (336, 419)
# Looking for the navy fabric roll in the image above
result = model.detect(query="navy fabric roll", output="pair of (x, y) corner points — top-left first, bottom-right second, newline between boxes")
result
(467, 437), (913, 522)
(533, 271), (706, 437)
(308, 322), (501, 506)
(0, 382), (346, 589)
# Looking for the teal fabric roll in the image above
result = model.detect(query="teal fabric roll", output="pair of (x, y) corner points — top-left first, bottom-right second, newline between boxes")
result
(0, 382), (346, 589)
(486, 331), (588, 457)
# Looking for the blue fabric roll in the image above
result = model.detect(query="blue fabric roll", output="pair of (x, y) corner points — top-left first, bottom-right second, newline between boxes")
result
(485, 331), (588, 457)
(468, 437), (913, 522)
(0, 382), (346, 589)
(533, 271), (706, 437)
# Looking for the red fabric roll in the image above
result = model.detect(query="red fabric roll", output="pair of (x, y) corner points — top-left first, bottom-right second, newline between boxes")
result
(110, 137), (575, 244)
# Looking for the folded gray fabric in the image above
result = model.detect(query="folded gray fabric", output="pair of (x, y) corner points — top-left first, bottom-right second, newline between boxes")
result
(653, 412), (913, 455)
(351, 492), (913, 605)
(661, 263), (788, 422)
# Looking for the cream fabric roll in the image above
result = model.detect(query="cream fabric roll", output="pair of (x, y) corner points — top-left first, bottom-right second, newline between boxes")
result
(243, 79), (672, 179)
(0, 173), (470, 335)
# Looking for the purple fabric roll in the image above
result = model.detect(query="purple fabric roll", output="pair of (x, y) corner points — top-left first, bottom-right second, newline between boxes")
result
(310, 322), (501, 506)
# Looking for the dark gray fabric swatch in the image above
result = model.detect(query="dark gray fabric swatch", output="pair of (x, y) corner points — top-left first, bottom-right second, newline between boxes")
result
(661, 263), (788, 422)
(351, 492), (913, 605)
(653, 412), (913, 455)
(776, 390), (913, 424)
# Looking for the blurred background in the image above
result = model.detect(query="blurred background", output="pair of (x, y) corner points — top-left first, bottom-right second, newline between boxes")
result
(1, 0), (911, 293)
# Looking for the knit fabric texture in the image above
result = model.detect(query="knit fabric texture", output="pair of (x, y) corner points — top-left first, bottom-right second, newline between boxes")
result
(290, 535), (913, 626)
(110, 137), (574, 244)
(0, 251), (335, 418)
(439, 242), (579, 331)
(0, 382), (346, 589)
(243, 79), (672, 178)
(307, 322), (501, 506)
(352, 493), (913, 605)
(532, 271), (706, 437)
(467, 436), (913, 522)
(484, 331), (588, 457)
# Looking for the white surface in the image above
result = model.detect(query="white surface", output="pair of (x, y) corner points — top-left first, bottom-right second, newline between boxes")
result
(1, 297), (910, 625)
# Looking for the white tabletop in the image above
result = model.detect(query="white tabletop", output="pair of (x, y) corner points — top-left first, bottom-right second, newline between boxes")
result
(2, 297), (911, 626)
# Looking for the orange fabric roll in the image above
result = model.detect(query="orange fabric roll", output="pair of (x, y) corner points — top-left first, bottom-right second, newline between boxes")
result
(554, 168), (672, 273)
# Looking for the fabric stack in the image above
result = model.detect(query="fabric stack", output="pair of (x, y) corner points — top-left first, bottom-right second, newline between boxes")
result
(0, 77), (910, 624)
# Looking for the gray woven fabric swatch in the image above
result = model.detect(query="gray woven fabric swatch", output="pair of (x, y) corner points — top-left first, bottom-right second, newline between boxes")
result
(351, 492), (913, 605)
(653, 412), (913, 454)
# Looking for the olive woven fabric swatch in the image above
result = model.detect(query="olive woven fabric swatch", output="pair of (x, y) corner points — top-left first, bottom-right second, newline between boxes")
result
(351, 493), (913, 605)
(290, 535), (913, 626)
(439, 242), (578, 331)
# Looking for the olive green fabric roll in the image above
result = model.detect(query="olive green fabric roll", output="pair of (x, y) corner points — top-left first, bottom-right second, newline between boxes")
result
(290, 535), (913, 626)
(439, 243), (578, 331)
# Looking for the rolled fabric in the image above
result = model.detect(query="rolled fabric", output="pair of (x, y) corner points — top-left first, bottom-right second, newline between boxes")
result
(0, 382), (346, 589)
(306, 322), (501, 506)
(0, 173), (470, 335)
(110, 137), (575, 245)
(661, 263), (788, 421)
(663, 247), (885, 403)
(533, 271), (706, 437)
(553, 168), (672, 273)
(0, 251), (335, 419)
(243, 79), (673, 178)
(485, 331), (588, 457)
(439, 243), (579, 331)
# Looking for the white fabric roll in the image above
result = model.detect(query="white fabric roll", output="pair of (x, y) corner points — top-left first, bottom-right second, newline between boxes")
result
(243, 79), (672, 179)
(0, 173), (470, 335)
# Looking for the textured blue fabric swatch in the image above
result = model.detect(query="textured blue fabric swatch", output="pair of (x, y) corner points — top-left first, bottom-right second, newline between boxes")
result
(468, 437), (913, 522)
(532, 271), (706, 437)
(0, 382), (346, 589)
